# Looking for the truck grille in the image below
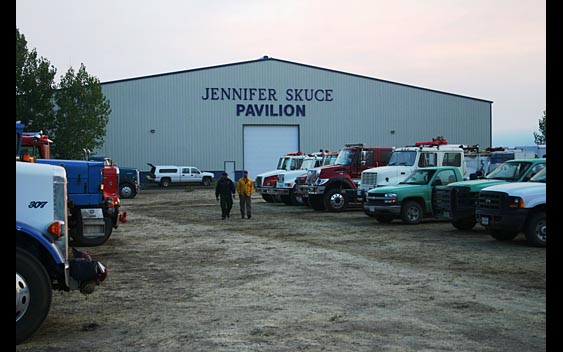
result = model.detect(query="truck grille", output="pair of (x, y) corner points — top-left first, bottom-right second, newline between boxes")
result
(306, 170), (317, 184)
(477, 191), (504, 210)
(361, 172), (377, 189)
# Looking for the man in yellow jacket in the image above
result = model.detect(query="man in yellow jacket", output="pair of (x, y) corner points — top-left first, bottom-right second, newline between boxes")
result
(237, 170), (254, 219)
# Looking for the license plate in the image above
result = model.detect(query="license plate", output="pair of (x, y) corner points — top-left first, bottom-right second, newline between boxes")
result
(368, 206), (375, 212)
(443, 211), (450, 218)
(481, 216), (489, 225)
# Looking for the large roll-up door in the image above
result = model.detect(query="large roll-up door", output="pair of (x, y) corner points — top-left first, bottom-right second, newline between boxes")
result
(243, 125), (299, 178)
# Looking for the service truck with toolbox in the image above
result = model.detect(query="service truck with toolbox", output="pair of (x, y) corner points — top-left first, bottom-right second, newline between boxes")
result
(16, 123), (107, 344)
(17, 121), (121, 247)
(433, 158), (546, 231)
(363, 166), (464, 224)
(475, 167), (546, 247)
(357, 137), (469, 204)
(305, 144), (393, 212)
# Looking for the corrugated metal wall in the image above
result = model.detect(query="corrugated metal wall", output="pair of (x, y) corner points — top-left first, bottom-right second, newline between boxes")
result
(99, 58), (491, 172)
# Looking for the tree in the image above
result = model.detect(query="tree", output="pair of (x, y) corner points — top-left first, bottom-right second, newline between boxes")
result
(16, 28), (57, 129)
(51, 64), (111, 159)
(533, 110), (546, 145)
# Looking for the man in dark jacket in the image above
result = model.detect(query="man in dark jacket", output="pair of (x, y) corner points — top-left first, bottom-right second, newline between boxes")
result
(215, 172), (235, 220)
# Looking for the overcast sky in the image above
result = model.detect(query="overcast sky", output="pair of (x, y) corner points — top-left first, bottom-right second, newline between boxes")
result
(16, 0), (545, 147)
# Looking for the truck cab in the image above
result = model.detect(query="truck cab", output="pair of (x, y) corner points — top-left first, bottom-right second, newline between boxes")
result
(254, 152), (306, 202)
(306, 144), (393, 212)
(364, 166), (463, 224)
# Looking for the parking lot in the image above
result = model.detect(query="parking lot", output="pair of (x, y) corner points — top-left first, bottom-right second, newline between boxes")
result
(16, 186), (546, 352)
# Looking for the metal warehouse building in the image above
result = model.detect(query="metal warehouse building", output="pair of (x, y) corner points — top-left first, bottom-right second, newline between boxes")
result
(98, 56), (492, 178)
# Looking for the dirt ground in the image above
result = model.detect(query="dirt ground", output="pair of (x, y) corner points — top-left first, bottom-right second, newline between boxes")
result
(16, 185), (546, 352)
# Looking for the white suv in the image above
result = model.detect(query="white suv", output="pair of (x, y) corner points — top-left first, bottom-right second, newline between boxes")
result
(147, 163), (214, 187)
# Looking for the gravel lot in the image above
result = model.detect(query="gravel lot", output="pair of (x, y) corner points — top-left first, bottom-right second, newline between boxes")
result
(16, 186), (546, 352)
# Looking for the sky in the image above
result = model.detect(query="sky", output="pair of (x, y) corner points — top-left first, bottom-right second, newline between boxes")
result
(16, 0), (545, 147)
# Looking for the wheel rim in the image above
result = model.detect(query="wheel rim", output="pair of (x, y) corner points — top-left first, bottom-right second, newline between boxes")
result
(535, 220), (547, 242)
(121, 185), (133, 198)
(406, 206), (421, 221)
(329, 192), (345, 209)
(16, 272), (30, 322)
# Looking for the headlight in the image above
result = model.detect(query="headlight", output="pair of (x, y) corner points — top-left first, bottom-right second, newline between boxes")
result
(385, 193), (397, 198)
(507, 196), (524, 208)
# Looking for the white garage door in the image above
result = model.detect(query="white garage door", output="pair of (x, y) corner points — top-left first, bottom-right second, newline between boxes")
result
(243, 125), (299, 179)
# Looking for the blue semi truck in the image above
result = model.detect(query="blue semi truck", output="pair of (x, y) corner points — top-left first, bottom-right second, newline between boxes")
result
(16, 122), (108, 344)
(17, 121), (121, 246)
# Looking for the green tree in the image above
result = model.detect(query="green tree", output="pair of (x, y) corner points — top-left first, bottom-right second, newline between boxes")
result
(16, 28), (57, 129)
(533, 110), (546, 145)
(51, 64), (111, 159)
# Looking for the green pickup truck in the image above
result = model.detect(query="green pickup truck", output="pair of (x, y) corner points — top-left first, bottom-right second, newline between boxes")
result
(363, 166), (463, 224)
(433, 158), (546, 230)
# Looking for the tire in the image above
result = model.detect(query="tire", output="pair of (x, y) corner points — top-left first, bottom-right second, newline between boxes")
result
(119, 183), (136, 199)
(288, 189), (302, 206)
(308, 194), (325, 211)
(324, 188), (348, 212)
(261, 194), (274, 203)
(201, 177), (211, 187)
(160, 178), (171, 187)
(525, 211), (546, 247)
(375, 215), (394, 224)
(451, 219), (476, 231)
(71, 215), (113, 247)
(401, 200), (424, 224)
(489, 229), (519, 241)
(16, 248), (52, 345)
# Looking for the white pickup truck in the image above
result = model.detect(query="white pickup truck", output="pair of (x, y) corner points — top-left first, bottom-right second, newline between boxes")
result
(475, 167), (546, 247)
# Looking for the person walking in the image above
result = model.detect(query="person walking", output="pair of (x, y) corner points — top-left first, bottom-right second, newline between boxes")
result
(215, 172), (235, 220)
(237, 170), (254, 219)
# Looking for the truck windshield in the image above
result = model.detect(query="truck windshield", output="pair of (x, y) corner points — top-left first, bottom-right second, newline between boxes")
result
(300, 159), (318, 169)
(335, 149), (356, 166)
(528, 167), (546, 183)
(388, 151), (416, 166)
(485, 162), (532, 181)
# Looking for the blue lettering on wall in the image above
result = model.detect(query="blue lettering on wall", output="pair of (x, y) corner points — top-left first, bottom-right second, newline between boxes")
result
(204, 87), (331, 117)
(236, 104), (306, 117)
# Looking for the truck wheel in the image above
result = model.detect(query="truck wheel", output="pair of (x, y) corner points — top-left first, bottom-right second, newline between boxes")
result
(16, 248), (52, 345)
(324, 188), (348, 212)
(375, 215), (394, 224)
(525, 211), (546, 247)
(261, 194), (274, 203)
(119, 183), (136, 199)
(201, 177), (211, 187)
(401, 200), (423, 224)
(160, 178), (171, 187)
(72, 216), (113, 247)
(451, 219), (476, 231)
(308, 194), (326, 211)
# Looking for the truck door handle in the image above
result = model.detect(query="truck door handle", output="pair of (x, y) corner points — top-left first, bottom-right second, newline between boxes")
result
(400, 172), (406, 175)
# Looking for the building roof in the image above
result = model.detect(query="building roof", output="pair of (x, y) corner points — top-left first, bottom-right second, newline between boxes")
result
(101, 56), (493, 103)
